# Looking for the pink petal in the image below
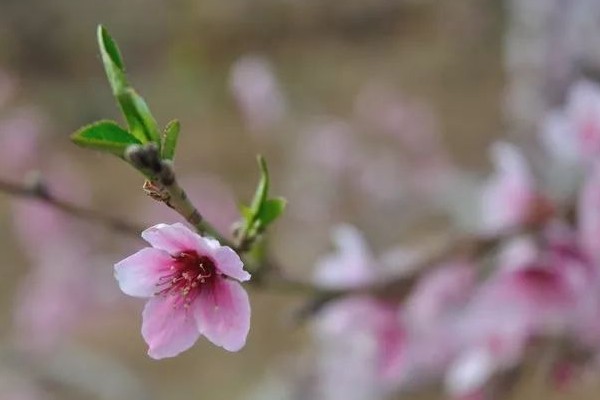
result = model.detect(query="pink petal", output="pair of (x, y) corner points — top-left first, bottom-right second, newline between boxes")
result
(229, 55), (286, 133)
(579, 161), (600, 262)
(114, 248), (172, 298)
(445, 348), (496, 397)
(141, 296), (201, 359)
(142, 223), (208, 254)
(569, 80), (600, 159)
(194, 278), (250, 352)
(480, 142), (535, 234)
(313, 225), (376, 289)
(213, 246), (250, 282)
(540, 112), (579, 164)
(405, 262), (475, 329)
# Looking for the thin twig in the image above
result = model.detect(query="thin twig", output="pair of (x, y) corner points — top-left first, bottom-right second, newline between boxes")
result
(127, 144), (235, 247)
(0, 176), (514, 314)
(0, 178), (142, 236)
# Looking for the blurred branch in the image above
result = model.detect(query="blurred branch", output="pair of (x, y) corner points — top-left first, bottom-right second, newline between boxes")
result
(0, 177), (142, 236)
(270, 231), (508, 319)
(0, 175), (516, 316)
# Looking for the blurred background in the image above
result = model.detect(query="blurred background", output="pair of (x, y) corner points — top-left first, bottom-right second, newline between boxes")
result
(1, 0), (599, 399)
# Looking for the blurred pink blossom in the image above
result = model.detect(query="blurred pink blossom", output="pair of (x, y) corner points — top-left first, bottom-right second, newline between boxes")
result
(357, 153), (407, 204)
(313, 224), (377, 289)
(10, 158), (109, 353)
(354, 83), (455, 200)
(301, 119), (359, 178)
(480, 142), (552, 234)
(578, 160), (600, 263)
(541, 80), (600, 164)
(11, 157), (91, 257)
(0, 108), (43, 178)
(115, 223), (251, 358)
(13, 246), (94, 353)
(446, 236), (597, 395)
(496, 236), (538, 271)
(404, 262), (476, 331)
(229, 55), (287, 134)
(314, 297), (406, 399)
(387, 263), (478, 392)
(313, 224), (419, 289)
(288, 120), (360, 223)
(354, 83), (441, 158)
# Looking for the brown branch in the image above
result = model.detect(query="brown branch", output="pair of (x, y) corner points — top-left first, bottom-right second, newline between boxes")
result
(0, 178), (142, 236)
(127, 144), (235, 247)
(266, 231), (509, 318)
(0, 176), (515, 316)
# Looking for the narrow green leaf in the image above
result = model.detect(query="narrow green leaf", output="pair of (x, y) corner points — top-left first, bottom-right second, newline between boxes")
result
(162, 120), (180, 161)
(97, 26), (161, 146)
(71, 120), (141, 157)
(115, 88), (161, 144)
(250, 155), (269, 215)
(256, 197), (286, 227)
(97, 25), (128, 97)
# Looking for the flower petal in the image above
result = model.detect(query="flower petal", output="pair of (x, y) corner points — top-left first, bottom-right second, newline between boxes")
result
(213, 246), (250, 282)
(194, 278), (250, 352)
(313, 224), (376, 289)
(114, 248), (172, 298)
(480, 142), (535, 234)
(579, 161), (600, 263)
(141, 223), (201, 254)
(141, 296), (201, 359)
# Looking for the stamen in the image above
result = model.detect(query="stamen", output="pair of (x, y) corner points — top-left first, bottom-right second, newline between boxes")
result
(152, 251), (217, 307)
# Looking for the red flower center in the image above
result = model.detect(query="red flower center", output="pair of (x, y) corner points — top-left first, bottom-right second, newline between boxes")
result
(155, 250), (217, 308)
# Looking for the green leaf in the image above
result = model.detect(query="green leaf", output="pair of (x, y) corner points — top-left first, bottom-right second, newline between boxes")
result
(97, 25), (128, 97)
(239, 204), (253, 220)
(71, 120), (141, 157)
(96, 26), (161, 146)
(120, 88), (161, 144)
(238, 156), (285, 242)
(256, 197), (286, 227)
(250, 155), (269, 215)
(161, 120), (180, 161)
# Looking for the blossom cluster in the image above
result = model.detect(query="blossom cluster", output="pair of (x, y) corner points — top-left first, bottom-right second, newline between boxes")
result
(305, 80), (600, 399)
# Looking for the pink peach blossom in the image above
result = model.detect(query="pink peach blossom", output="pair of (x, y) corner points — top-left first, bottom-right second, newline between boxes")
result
(541, 80), (600, 163)
(562, 80), (600, 160)
(313, 224), (424, 290)
(446, 239), (596, 395)
(229, 55), (286, 134)
(314, 296), (406, 398)
(404, 262), (475, 331)
(353, 83), (441, 157)
(480, 142), (549, 234)
(313, 224), (377, 289)
(115, 223), (251, 359)
(395, 263), (477, 390)
(11, 158), (114, 353)
(13, 246), (94, 353)
(578, 160), (600, 263)
(0, 108), (42, 178)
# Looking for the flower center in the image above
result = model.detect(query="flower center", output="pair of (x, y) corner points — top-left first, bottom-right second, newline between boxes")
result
(155, 250), (217, 308)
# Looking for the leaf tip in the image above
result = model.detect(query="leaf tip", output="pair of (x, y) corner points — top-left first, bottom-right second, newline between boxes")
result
(97, 24), (124, 70)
